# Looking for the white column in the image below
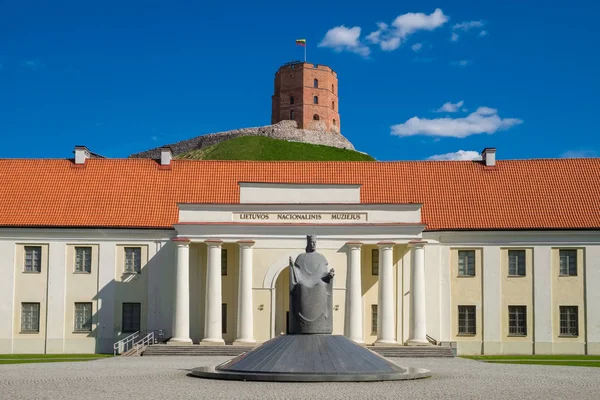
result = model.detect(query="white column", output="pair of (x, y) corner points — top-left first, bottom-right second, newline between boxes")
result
(169, 238), (192, 344)
(344, 242), (363, 344)
(408, 241), (428, 345)
(376, 242), (397, 345)
(235, 240), (256, 345)
(202, 240), (225, 344)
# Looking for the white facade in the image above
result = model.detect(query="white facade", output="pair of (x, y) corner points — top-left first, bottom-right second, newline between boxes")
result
(1, 184), (599, 355)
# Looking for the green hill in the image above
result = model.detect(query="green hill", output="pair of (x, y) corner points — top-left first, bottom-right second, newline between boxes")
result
(176, 136), (375, 161)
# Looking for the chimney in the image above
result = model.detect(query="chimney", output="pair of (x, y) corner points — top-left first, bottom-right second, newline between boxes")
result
(481, 147), (496, 167)
(74, 146), (90, 165)
(160, 147), (172, 166)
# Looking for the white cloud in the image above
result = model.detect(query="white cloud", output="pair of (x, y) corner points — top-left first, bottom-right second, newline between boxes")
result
(411, 42), (423, 52)
(427, 150), (482, 161)
(20, 59), (44, 70)
(436, 100), (464, 113)
(366, 8), (448, 51)
(450, 59), (472, 67)
(319, 26), (370, 57)
(560, 150), (597, 158)
(391, 106), (523, 138)
(453, 20), (485, 31)
(451, 20), (486, 42)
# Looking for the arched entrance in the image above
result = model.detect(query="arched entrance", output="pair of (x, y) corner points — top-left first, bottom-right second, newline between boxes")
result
(274, 267), (290, 336)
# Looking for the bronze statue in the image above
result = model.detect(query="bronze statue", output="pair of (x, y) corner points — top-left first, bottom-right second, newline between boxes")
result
(288, 234), (335, 334)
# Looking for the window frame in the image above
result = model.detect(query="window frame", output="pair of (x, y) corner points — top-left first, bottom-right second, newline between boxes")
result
(371, 248), (379, 276)
(371, 304), (378, 335)
(21, 302), (40, 333)
(313, 78), (318, 88)
(222, 303), (227, 334)
(289, 95), (294, 105)
(221, 249), (228, 276)
(24, 245), (42, 273)
(74, 246), (92, 274)
(508, 249), (526, 277)
(508, 305), (527, 336)
(457, 250), (476, 277)
(559, 306), (579, 337)
(124, 247), (142, 274)
(122, 302), (141, 333)
(313, 95), (318, 104)
(559, 249), (577, 276)
(74, 302), (93, 332)
(290, 109), (294, 120)
(458, 305), (476, 335)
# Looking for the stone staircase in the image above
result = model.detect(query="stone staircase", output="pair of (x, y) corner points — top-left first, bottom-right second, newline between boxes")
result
(142, 344), (454, 358)
(371, 346), (454, 358)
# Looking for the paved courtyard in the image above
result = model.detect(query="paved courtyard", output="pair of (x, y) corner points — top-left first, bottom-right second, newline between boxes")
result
(1, 356), (599, 399)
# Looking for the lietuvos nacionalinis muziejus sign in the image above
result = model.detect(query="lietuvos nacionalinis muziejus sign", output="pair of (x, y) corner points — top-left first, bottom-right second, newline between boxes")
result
(233, 212), (368, 222)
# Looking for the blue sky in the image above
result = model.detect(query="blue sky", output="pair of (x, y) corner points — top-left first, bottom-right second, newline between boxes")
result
(1, 0), (598, 161)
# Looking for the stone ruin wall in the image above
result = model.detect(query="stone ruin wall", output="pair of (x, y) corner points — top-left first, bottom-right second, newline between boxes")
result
(130, 120), (355, 159)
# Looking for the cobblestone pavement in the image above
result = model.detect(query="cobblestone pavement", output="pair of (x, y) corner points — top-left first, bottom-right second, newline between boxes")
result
(1, 356), (599, 400)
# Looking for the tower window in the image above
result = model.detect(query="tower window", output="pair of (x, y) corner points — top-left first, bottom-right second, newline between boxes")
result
(332, 101), (335, 110)
(290, 109), (295, 120)
(314, 79), (318, 88)
(332, 84), (334, 93)
(333, 118), (336, 126)
(313, 114), (319, 121)
(313, 96), (318, 104)
(290, 95), (294, 105)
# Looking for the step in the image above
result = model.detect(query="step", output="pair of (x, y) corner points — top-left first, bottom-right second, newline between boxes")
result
(141, 344), (454, 358)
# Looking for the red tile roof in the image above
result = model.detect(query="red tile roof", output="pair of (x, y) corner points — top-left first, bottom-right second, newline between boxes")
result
(1, 158), (599, 230)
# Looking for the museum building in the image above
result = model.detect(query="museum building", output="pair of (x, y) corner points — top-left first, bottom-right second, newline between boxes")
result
(1, 147), (599, 356)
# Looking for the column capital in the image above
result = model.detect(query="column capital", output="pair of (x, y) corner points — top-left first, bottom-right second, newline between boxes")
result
(377, 241), (395, 249)
(345, 241), (363, 249)
(236, 240), (255, 248)
(172, 237), (190, 245)
(408, 240), (427, 248)
(205, 239), (223, 248)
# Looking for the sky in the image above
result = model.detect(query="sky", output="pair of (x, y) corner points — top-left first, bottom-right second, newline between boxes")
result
(1, 0), (599, 161)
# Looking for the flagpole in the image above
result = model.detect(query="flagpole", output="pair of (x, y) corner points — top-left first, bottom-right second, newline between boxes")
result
(304, 44), (306, 62)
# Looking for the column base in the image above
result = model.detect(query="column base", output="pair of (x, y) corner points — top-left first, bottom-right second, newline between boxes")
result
(200, 338), (225, 346)
(374, 339), (398, 346)
(406, 339), (430, 346)
(233, 339), (256, 346)
(167, 338), (193, 345)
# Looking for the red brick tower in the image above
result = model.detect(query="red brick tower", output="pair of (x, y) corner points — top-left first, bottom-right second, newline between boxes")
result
(271, 62), (340, 133)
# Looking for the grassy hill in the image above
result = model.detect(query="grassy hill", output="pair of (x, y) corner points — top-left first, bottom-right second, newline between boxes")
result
(176, 136), (375, 161)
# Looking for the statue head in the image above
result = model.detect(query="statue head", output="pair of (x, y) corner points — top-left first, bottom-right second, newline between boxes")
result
(306, 234), (317, 253)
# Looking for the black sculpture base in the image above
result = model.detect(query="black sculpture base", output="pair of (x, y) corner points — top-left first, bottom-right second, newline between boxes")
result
(191, 335), (431, 382)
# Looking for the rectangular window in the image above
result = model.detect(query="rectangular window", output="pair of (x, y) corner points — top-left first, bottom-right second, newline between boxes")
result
(560, 306), (578, 336)
(508, 306), (527, 336)
(458, 250), (475, 276)
(371, 304), (378, 334)
(559, 249), (577, 276)
(24, 246), (42, 273)
(458, 305), (476, 335)
(21, 303), (40, 333)
(75, 246), (92, 273)
(508, 250), (526, 276)
(122, 303), (141, 333)
(371, 249), (379, 276)
(222, 303), (227, 334)
(221, 249), (228, 276)
(74, 302), (92, 332)
(124, 247), (141, 274)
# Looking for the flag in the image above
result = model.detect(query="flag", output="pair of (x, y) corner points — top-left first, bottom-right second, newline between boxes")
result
(296, 39), (306, 47)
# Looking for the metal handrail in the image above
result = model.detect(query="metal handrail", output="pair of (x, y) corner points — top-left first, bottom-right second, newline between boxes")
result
(134, 331), (157, 356)
(425, 334), (438, 346)
(113, 331), (140, 356)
